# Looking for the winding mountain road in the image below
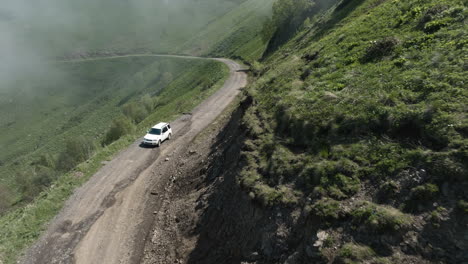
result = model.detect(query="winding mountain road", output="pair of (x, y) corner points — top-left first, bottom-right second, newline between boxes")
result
(21, 55), (247, 264)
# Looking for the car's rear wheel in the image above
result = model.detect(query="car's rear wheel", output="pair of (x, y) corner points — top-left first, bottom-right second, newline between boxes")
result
(168, 133), (172, 140)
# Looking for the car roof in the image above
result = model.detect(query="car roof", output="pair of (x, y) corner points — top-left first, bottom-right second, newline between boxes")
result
(152, 122), (168, 129)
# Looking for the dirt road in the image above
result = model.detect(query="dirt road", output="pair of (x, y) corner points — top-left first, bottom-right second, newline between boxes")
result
(20, 57), (247, 264)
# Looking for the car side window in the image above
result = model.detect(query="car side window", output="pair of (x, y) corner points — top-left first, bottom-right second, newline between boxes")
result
(168, 124), (171, 129)
(163, 127), (168, 133)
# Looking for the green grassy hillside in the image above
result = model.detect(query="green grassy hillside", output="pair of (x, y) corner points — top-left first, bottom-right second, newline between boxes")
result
(0, 56), (228, 263)
(1, 0), (272, 58)
(177, 0), (273, 62)
(238, 0), (467, 262)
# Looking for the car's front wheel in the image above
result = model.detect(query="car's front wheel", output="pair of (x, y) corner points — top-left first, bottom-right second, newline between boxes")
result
(156, 140), (161, 147)
(168, 133), (172, 140)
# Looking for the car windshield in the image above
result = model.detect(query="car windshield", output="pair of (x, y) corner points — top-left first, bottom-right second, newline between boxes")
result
(149, 128), (162, 135)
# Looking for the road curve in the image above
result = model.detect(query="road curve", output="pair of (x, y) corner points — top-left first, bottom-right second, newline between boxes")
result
(20, 55), (247, 264)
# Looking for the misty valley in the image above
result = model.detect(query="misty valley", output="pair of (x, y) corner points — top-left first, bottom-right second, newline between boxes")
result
(1, 0), (467, 263)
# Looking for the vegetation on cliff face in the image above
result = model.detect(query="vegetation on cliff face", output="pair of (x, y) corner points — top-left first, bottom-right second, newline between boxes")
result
(239, 0), (467, 262)
(261, 0), (338, 54)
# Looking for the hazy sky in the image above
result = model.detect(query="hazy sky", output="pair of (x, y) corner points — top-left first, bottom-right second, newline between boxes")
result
(0, 0), (241, 90)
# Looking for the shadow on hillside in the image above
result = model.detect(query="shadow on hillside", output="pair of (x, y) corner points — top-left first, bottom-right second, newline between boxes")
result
(263, 0), (366, 58)
(183, 98), (310, 264)
(309, 0), (367, 43)
(184, 99), (253, 264)
(418, 202), (468, 262)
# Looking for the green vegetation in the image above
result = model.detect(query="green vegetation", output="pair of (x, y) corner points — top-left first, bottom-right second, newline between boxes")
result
(57, 137), (96, 171)
(335, 243), (376, 264)
(410, 183), (439, 201)
(236, 0), (467, 261)
(262, 0), (339, 54)
(179, 0), (273, 62)
(261, 0), (316, 46)
(428, 206), (447, 228)
(457, 200), (468, 214)
(241, 0), (467, 209)
(404, 183), (440, 211)
(312, 198), (341, 221)
(351, 202), (413, 232)
(103, 116), (135, 146)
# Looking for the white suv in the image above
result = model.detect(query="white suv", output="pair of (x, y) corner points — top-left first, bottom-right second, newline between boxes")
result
(143, 122), (172, 147)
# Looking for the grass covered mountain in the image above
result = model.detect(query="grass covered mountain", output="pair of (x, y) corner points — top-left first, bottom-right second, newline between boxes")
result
(229, 0), (467, 262)
(0, 0), (271, 262)
(177, 0), (272, 61)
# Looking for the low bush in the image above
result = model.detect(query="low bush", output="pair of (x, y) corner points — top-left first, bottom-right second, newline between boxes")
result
(428, 154), (466, 182)
(381, 180), (399, 197)
(351, 202), (413, 232)
(410, 183), (439, 201)
(335, 243), (376, 264)
(140, 94), (155, 113)
(197, 76), (217, 91)
(457, 200), (468, 214)
(103, 116), (135, 146)
(423, 18), (451, 33)
(251, 61), (265, 76)
(123, 102), (149, 124)
(14, 166), (60, 202)
(312, 198), (341, 221)
(56, 152), (77, 172)
(57, 136), (96, 171)
(242, 106), (265, 138)
(361, 37), (399, 62)
(252, 183), (282, 206)
(418, 4), (449, 29)
(428, 207), (447, 228)
(404, 183), (440, 211)
(31, 154), (55, 169)
(0, 184), (12, 214)
(301, 160), (360, 200)
(246, 181), (300, 207)
(264, 145), (303, 184)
